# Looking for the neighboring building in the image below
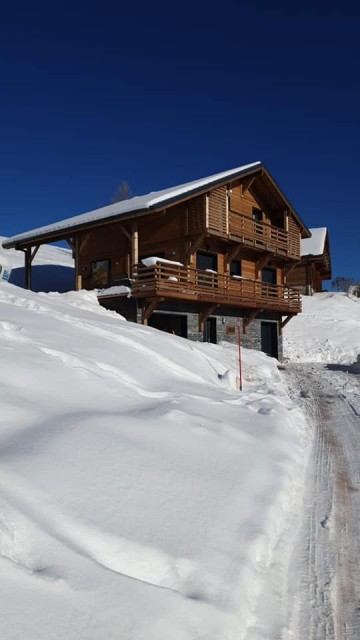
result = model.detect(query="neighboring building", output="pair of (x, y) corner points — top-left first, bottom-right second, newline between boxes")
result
(2, 162), (311, 359)
(286, 227), (331, 295)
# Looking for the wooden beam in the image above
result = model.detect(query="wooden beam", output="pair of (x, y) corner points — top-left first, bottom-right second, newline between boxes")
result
(185, 232), (207, 264)
(243, 309), (262, 334)
(225, 244), (242, 268)
(120, 225), (131, 242)
(256, 251), (272, 275)
(241, 175), (256, 197)
(198, 304), (218, 332)
(65, 237), (75, 252)
(142, 298), (162, 325)
(280, 314), (295, 335)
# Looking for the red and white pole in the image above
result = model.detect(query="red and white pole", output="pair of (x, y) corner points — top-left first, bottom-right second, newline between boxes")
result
(237, 317), (243, 391)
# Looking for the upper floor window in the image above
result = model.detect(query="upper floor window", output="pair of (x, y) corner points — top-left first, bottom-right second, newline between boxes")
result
(92, 259), (110, 287)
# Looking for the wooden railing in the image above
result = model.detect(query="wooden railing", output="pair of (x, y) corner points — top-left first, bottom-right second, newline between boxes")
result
(228, 211), (290, 256)
(132, 263), (301, 313)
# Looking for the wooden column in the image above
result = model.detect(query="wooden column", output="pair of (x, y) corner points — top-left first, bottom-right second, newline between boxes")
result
(131, 222), (138, 270)
(23, 246), (40, 290)
(75, 235), (82, 291)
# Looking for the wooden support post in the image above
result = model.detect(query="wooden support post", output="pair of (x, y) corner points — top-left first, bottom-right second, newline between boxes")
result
(141, 298), (162, 325)
(75, 235), (82, 291)
(198, 304), (218, 332)
(23, 245), (40, 290)
(280, 314), (295, 335)
(243, 309), (262, 334)
(131, 222), (138, 270)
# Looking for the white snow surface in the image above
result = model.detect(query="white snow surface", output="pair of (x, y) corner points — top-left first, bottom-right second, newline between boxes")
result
(141, 256), (184, 267)
(2, 162), (261, 247)
(284, 292), (360, 364)
(0, 281), (308, 639)
(301, 227), (327, 256)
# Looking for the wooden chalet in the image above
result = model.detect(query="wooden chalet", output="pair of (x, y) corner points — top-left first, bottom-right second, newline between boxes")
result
(286, 227), (331, 295)
(2, 162), (311, 359)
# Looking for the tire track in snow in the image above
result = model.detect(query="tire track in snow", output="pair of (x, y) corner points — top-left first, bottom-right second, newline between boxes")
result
(284, 365), (360, 640)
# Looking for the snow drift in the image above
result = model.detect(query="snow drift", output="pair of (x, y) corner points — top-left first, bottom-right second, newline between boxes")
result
(284, 292), (360, 364)
(0, 278), (308, 638)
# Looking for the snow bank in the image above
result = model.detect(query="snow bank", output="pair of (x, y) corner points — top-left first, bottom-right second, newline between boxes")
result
(284, 292), (360, 364)
(0, 282), (308, 639)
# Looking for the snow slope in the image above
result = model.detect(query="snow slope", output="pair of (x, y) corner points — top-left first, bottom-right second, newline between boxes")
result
(284, 292), (360, 364)
(0, 282), (308, 640)
(0, 236), (74, 292)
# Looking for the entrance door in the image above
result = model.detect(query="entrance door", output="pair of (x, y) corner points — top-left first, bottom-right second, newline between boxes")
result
(261, 322), (278, 359)
(204, 317), (217, 343)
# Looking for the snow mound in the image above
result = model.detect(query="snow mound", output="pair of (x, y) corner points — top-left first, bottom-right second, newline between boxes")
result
(0, 282), (308, 639)
(284, 292), (360, 364)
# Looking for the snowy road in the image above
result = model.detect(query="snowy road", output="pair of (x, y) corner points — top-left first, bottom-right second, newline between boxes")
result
(284, 364), (360, 640)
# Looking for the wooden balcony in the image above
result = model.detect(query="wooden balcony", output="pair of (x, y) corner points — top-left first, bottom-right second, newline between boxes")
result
(228, 212), (290, 256)
(132, 263), (301, 314)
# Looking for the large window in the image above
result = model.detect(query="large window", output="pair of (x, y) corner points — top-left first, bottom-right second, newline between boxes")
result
(91, 259), (110, 287)
(196, 251), (217, 272)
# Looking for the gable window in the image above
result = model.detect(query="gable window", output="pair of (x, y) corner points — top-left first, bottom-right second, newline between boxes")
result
(91, 259), (110, 287)
(252, 207), (263, 222)
(230, 259), (242, 277)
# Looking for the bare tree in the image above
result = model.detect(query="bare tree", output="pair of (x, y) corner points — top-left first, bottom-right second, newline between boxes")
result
(331, 276), (356, 292)
(111, 181), (132, 204)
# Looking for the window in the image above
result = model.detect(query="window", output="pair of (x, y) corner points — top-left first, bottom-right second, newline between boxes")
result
(252, 207), (263, 222)
(91, 259), (110, 287)
(196, 251), (217, 272)
(230, 259), (242, 277)
(261, 267), (276, 284)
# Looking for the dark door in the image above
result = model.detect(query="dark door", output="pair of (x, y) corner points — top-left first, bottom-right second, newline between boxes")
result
(261, 322), (278, 359)
(196, 251), (217, 271)
(203, 317), (217, 343)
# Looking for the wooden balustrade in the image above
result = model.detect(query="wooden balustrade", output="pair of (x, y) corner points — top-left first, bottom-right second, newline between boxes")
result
(132, 263), (301, 313)
(228, 212), (290, 255)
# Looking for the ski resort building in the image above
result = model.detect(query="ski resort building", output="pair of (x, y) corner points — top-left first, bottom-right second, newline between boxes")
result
(286, 227), (331, 295)
(3, 162), (314, 359)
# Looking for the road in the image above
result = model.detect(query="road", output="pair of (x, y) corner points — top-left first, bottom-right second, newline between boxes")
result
(284, 363), (360, 640)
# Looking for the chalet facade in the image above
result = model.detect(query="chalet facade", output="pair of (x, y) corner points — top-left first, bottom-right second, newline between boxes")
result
(286, 227), (331, 295)
(2, 162), (312, 359)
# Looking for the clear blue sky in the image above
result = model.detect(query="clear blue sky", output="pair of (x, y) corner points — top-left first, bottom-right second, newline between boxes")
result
(1, 1), (359, 281)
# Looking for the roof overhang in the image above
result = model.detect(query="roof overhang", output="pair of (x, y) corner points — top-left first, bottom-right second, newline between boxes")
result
(2, 162), (310, 250)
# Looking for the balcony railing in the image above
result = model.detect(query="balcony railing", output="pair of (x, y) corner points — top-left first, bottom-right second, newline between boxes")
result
(228, 211), (290, 255)
(132, 263), (301, 313)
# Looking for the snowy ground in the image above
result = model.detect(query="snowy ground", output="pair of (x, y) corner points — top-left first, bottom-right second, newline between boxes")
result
(283, 292), (360, 639)
(0, 280), (309, 640)
(284, 292), (360, 364)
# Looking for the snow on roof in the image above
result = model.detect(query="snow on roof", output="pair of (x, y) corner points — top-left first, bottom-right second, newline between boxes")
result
(3, 162), (262, 248)
(301, 227), (327, 257)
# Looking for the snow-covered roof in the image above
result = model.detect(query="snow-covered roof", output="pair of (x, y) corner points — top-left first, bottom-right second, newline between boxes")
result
(301, 227), (328, 257)
(2, 162), (262, 248)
